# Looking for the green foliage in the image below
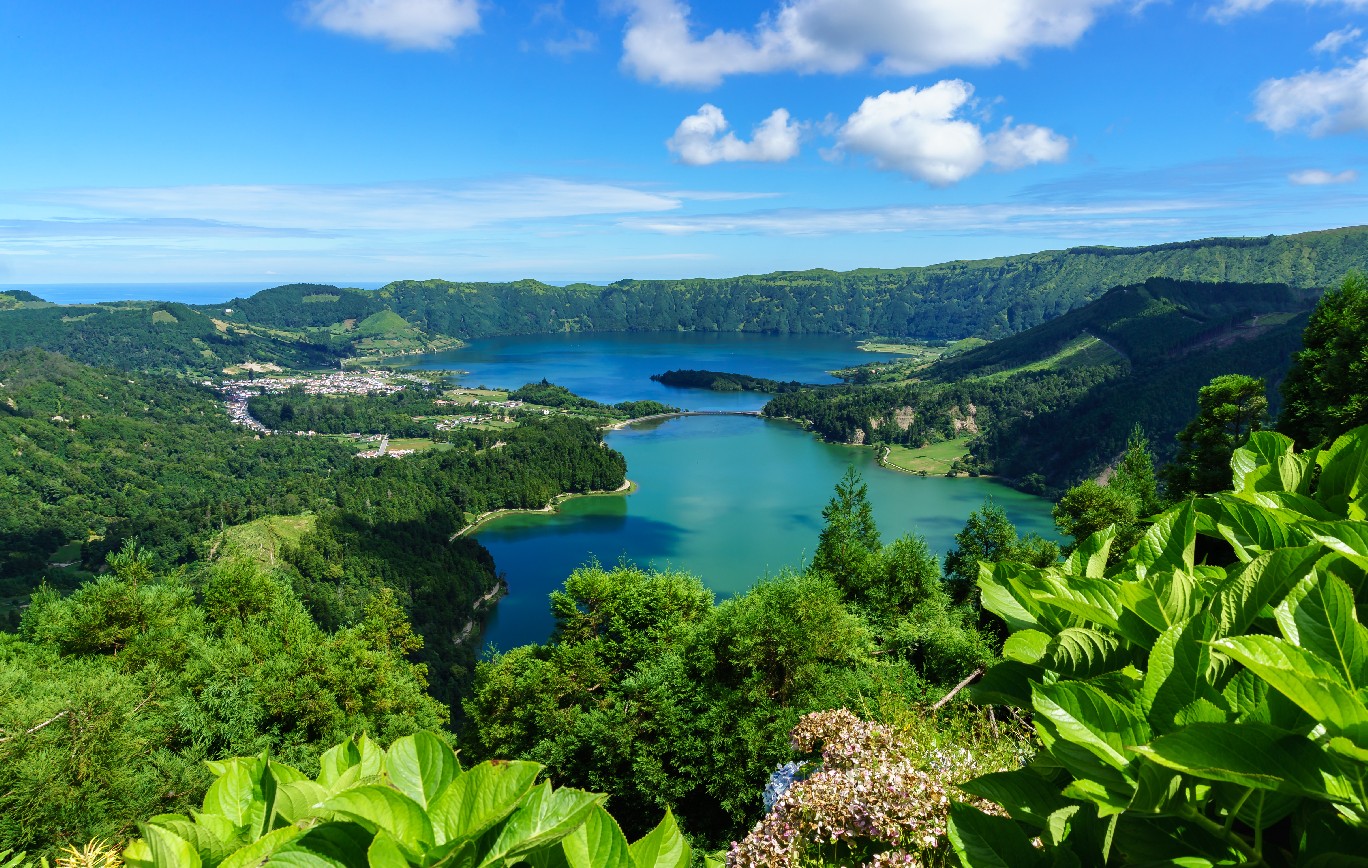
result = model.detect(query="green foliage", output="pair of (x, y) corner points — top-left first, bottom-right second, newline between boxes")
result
(1053, 425), (1163, 565)
(649, 370), (802, 394)
(944, 500), (1059, 608)
(507, 380), (678, 419)
(769, 277), (1315, 492)
(810, 467), (882, 602)
(954, 425), (1368, 866)
(248, 385), (443, 436)
(462, 564), (912, 847)
(1280, 270), (1368, 447)
(1113, 423), (1164, 517)
(121, 731), (692, 868)
(1164, 373), (1269, 497)
(0, 350), (627, 705)
(1, 554), (447, 856)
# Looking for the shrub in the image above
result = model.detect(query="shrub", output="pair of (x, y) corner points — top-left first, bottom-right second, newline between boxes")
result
(951, 425), (1368, 865)
(123, 731), (694, 867)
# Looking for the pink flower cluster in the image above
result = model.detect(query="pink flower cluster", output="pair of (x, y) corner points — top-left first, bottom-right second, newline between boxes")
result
(728, 709), (1001, 868)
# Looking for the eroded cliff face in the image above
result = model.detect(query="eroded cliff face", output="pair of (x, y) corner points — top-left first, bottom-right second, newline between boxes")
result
(950, 403), (979, 435)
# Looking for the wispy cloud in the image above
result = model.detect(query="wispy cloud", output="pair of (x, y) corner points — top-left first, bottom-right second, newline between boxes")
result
(300, 0), (480, 50)
(1314, 25), (1363, 54)
(624, 199), (1213, 237)
(1289, 168), (1359, 185)
(14, 179), (687, 232)
(1209, 0), (1368, 23)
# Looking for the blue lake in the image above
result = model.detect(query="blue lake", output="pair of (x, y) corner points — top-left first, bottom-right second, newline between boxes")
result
(403, 333), (1059, 651)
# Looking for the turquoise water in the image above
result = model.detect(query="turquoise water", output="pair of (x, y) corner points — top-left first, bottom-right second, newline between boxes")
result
(402, 333), (1059, 651)
(402, 331), (907, 412)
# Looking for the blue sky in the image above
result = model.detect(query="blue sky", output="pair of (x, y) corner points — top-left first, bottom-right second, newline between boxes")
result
(1, 0), (1365, 285)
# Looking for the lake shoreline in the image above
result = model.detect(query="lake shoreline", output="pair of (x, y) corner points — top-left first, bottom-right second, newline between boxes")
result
(452, 478), (636, 539)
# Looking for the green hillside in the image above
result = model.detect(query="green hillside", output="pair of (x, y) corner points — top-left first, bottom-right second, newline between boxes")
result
(2, 227), (1363, 374)
(765, 277), (1318, 490)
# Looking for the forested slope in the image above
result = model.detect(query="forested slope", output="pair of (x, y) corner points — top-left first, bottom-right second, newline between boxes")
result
(0, 350), (626, 701)
(232, 227), (1365, 341)
(1, 228), (1360, 375)
(765, 277), (1318, 489)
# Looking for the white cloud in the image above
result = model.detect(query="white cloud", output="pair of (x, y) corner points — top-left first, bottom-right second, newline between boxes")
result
(835, 82), (1068, 184)
(1211, 0), (1368, 22)
(1315, 26), (1363, 54)
(1254, 54), (1368, 135)
(19, 179), (687, 231)
(667, 105), (802, 165)
(1289, 168), (1359, 184)
(301, 0), (480, 50)
(625, 198), (1212, 236)
(618, 0), (1118, 87)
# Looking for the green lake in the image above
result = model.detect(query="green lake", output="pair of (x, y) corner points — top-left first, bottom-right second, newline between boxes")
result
(404, 333), (1059, 651)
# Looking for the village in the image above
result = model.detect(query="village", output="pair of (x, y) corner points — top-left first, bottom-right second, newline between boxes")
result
(213, 368), (545, 453)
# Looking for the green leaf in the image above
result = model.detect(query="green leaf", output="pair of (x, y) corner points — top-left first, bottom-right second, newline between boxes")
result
(139, 823), (203, 868)
(202, 757), (267, 832)
(1064, 525), (1116, 578)
(218, 826), (308, 868)
(1002, 630), (1051, 665)
(384, 732), (458, 810)
(946, 802), (1043, 868)
(357, 735), (386, 779)
(1308, 521), (1368, 572)
(1221, 669), (1270, 723)
(1202, 496), (1309, 561)
(1210, 546), (1321, 639)
(1041, 628), (1129, 680)
(144, 815), (234, 867)
(1232, 431), (1296, 492)
(627, 808), (690, 868)
(1034, 575), (1123, 632)
(979, 562), (1046, 633)
(318, 740), (362, 791)
(273, 822), (374, 867)
(274, 780), (330, 825)
(1316, 426), (1368, 512)
(366, 831), (410, 868)
(1127, 757), (1183, 814)
(1032, 681), (1151, 771)
(1142, 613), (1221, 730)
(319, 786), (434, 856)
(480, 782), (604, 866)
(1118, 571), (1200, 637)
(1136, 722), (1357, 802)
(427, 759), (541, 846)
(959, 768), (1072, 827)
(1133, 501), (1196, 579)
(1276, 573), (1368, 690)
(527, 804), (633, 868)
(1212, 635), (1368, 743)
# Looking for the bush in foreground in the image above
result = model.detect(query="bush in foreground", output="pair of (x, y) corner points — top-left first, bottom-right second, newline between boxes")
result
(123, 731), (695, 868)
(952, 425), (1368, 865)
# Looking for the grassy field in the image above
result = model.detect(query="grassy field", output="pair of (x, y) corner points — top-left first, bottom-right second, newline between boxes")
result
(386, 437), (452, 453)
(215, 513), (317, 565)
(443, 387), (509, 403)
(882, 436), (973, 475)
